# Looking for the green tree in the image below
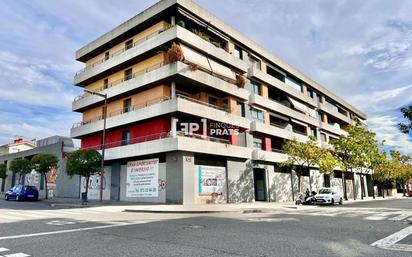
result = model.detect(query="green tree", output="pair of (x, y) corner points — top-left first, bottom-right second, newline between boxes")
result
(398, 105), (412, 134)
(31, 153), (59, 199)
(390, 151), (412, 196)
(9, 159), (32, 184)
(66, 149), (102, 200)
(281, 137), (338, 193)
(0, 163), (7, 191)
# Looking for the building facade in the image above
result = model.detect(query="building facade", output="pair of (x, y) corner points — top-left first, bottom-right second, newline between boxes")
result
(0, 136), (80, 199)
(71, 0), (372, 204)
(0, 138), (36, 156)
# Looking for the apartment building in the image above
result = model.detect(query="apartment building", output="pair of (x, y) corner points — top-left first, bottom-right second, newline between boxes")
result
(71, 0), (372, 204)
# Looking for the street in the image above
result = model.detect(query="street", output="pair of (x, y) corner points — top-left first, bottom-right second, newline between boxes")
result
(0, 199), (411, 257)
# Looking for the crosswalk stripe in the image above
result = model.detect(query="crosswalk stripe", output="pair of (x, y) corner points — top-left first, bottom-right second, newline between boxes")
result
(0, 248), (9, 252)
(4, 253), (30, 257)
(5, 212), (43, 218)
(389, 213), (412, 221)
(0, 214), (23, 220)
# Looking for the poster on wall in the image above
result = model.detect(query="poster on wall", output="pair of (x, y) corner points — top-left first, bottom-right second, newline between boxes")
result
(81, 172), (111, 200)
(126, 158), (159, 197)
(198, 165), (226, 195)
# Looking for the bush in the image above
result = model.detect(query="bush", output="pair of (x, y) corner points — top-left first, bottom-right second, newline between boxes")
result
(236, 75), (246, 88)
(167, 42), (185, 63)
(177, 20), (185, 28)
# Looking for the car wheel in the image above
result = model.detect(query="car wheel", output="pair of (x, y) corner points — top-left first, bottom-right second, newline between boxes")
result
(330, 199), (334, 205)
(339, 198), (343, 205)
(4, 195), (9, 201)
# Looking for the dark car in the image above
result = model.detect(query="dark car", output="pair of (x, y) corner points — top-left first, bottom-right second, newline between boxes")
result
(4, 185), (39, 201)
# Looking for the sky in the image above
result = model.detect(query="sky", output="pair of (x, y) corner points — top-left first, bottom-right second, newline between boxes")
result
(0, 0), (411, 154)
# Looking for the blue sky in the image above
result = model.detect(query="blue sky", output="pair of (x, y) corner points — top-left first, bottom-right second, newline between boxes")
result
(0, 0), (411, 154)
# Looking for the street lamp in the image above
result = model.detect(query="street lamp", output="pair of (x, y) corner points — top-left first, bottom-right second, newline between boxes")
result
(84, 89), (107, 202)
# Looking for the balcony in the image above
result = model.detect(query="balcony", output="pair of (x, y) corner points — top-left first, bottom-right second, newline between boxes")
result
(251, 121), (308, 143)
(71, 94), (251, 138)
(248, 65), (318, 108)
(318, 102), (352, 124)
(74, 26), (177, 85)
(252, 149), (288, 163)
(249, 94), (319, 127)
(319, 122), (345, 136)
(84, 131), (251, 160)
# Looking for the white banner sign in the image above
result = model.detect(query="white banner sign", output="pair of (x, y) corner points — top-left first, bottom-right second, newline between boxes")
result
(126, 158), (159, 198)
(198, 165), (226, 195)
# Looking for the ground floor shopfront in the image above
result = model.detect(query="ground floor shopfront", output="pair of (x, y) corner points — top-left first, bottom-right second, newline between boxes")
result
(82, 151), (374, 204)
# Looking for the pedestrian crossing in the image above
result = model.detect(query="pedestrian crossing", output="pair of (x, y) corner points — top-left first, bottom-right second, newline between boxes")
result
(0, 208), (120, 224)
(0, 247), (30, 257)
(278, 207), (412, 222)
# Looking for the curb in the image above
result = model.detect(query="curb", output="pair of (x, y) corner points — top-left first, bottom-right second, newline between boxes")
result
(123, 209), (240, 214)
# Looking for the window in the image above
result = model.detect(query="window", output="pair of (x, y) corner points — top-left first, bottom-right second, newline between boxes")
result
(250, 80), (261, 95)
(123, 98), (132, 113)
(208, 96), (218, 106)
(317, 111), (323, 121)
(234, 45), (243, 59)
(250, 108), (264, 123)
(310, 127), (317, 138)
(320, 133), (327, 143)
(237, 102), (245, 117)
(249, 55), (261, 70)
(253, 136), (263, 150)
(285, 76), (302, 92)
(124, 68), (132, 81)
(103, 78), (108, 89)
(122, 130), (130, 145)
(125, 39), (133, 50)
(104, 52), (109, 61)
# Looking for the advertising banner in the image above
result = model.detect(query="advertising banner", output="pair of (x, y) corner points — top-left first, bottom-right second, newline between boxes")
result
(198, 165), (226, 195)
(126, 158), (159, 197)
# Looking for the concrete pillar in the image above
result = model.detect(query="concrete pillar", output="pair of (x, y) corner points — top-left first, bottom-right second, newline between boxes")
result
(261, 84), (269, 98)
(260, 62), (267, 73)
(171, 82), (176, 98)
(320, 95), (325, 104)
(301, 83), (307, 95)
(171, 117), (178, 137)
(264, 111), (270, 125)
(322, 113), (328, 124)
(171, 16), (175, 26)
(227, 41), (235, 55)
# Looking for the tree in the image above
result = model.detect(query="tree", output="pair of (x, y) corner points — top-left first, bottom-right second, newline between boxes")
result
(66, 149), (102, 201)
(31, 153), (59, 200)
(398, 105), (412, 134)
(0, 163), (7, 191)
(281, 137), (338, 193)
(9, 159), (32, 184)
(389, 151), (412, 196)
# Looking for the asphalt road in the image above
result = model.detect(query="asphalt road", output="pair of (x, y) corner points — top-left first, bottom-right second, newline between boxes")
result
(0, 198), (411, 257)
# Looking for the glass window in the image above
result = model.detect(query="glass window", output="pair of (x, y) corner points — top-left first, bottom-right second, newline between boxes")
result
(251, 108), (264, 123)
(321, 133), (327, 143)
(124, 68), (133, 81)
(310, 127), (317, 137)
(253, 136), (263, 150)
(237, 102), (245, 117)
(208, 97), (218, 106)
(104, 52), (109, 61)
(250, 80), (261, 95)
(103, 78), (108, 89)
(125, 39), (133, 50)
(122, 130), (130, 145)
(123, 98), (132, 113)
(234, 45), (243, 59)
(285, 76), (302, 92)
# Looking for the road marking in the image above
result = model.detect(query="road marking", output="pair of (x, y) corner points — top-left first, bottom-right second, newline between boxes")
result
(371, 225), (412, 252)
(0, 248), (9, 252)
(389, 213), (412, 221)
(4, 212), (43, 218)
(0, 221), (150, 241)
(4, 253), (30, 257)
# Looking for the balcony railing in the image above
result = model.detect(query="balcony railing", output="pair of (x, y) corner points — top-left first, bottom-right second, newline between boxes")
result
(75, 29), (167, 76)
(175, 94), (229, 112)
(82, 130), (231, 151)
(74, 61), (164, 102)
(72, 93), (230, 129)
(271, 148), (286, 154)
(72, 95), (171, 128)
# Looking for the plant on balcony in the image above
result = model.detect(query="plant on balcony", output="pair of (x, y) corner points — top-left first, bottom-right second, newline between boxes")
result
(236, 74), (246, 88)
(31, 153), (59, 200)
(167, 42), (185, 63)
(177, 20), (185, 28)
(188, 62), (199, 71)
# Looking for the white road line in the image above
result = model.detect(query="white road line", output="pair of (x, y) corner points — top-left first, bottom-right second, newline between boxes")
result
(389, 213), (412, 221)
(4, 253), (30, 257)
(5, 212), (43, 218)
(0, 248), (9, 252)
(0, 215), (22, 221)
(371, 225), (412, 252)
(0, 221), (150, 241)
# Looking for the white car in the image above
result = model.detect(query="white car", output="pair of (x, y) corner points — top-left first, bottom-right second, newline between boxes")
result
(315, 188), (343, 205)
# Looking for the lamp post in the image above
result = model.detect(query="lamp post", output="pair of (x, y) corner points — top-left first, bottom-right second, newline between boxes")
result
(84, 89), (107, 202)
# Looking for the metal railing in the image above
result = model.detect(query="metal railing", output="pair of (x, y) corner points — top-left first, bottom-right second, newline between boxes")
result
(176, 131), (231, 144)
(271, 148), (286, 154)
(72, 96), (172, 128)
(175, 94), (229, 112)
(75, 29), (167, 76)
(74, 61), (164, 102)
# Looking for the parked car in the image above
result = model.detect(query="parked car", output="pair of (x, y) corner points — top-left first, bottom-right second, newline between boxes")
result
(314, 187), (342, 205)
(4, 185), (39, 201)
